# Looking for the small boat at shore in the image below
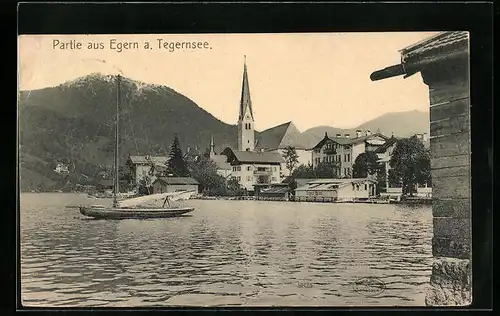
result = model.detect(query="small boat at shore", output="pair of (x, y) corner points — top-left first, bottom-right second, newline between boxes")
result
(78, 75), (196, 220)
(80, 188), (196, 220)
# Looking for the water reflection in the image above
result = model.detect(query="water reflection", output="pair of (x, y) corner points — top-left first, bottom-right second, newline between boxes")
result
(21, 194), (433, 307)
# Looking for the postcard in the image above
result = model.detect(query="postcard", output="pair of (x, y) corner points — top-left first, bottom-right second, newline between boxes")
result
(18, 32), (471, 307)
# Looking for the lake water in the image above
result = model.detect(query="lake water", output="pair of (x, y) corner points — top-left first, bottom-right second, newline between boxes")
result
(20, 193), (433, 307)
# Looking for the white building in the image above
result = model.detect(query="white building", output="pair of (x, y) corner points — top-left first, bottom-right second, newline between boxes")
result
(255, 121), (312, 177)
(54, 162), (69, 174)
(295, 178), (377, 202)
(126, 155), (168, 186)
(310, 131), (389, 178)
(374, 134), (432, 198)
(220, 147), (284, 191)
(209, 136), (233, 179)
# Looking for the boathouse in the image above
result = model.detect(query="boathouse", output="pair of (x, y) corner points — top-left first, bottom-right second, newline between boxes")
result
(151, 177), (199, 194)
(294, 178), (377, 202)
(253, 183), (291, 201)
(371, 31), (470, 305)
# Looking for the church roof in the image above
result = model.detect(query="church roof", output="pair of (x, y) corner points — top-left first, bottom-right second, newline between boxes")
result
(211, 154), (232, 170)
(255, 121), (308, 150)
(239, 57), (254, 121)
(222, 148), (285, 164)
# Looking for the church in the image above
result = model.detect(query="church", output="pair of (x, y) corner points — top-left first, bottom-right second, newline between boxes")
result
(209, 57), (309, 191)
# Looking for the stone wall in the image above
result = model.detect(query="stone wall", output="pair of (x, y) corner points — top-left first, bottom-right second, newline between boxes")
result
(422, 56), (472, 306)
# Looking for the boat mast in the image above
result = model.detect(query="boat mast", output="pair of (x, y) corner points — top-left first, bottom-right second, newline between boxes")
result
(113, 74), (121, 207)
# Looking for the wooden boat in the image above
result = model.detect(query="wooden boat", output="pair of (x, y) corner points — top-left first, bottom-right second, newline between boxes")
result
(79, 75), (196, 220)
(79, 206), (194, 219)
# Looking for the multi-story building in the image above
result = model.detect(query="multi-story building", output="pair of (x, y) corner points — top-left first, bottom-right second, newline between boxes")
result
(255, 121), (311, 177)
(310, 130), (389, 178)
(375, 133), (431, 197)
(220, 147), (284, 191)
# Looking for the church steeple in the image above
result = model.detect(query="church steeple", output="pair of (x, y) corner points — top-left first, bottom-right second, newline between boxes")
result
(239, 55), (254, 121)
(209, 135), (216, 158)
(237, 55), (255, 151)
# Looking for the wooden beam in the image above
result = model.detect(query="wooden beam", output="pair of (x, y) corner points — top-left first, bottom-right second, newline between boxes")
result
(430, 131), (469, 157)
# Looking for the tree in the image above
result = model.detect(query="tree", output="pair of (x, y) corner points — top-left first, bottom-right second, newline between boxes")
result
(416, 148), (432, 187)
(188, 155), (227, 195)
(283, 146), (299, 175)
(352, 151), (381, 179)
(137, 174), (153, 195)
(288, 179), (298, 199)
(226, 177), (245, 196)
(314, 161), (337, 178)
(166, 135), (190, 177)
(119, 165), (134, 191)
(389, 136), (430, 196)
(291, 164), (315, 178)
(375, 163), (387, 194)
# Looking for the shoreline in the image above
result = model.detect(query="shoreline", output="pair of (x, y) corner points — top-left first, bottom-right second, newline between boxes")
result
(21, 192), (432, 205)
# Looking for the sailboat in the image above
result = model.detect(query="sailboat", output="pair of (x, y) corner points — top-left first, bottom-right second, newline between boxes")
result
(79, 75), (195, 219)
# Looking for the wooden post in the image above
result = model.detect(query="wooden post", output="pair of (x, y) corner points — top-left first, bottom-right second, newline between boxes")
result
(421, 55), (471, 306)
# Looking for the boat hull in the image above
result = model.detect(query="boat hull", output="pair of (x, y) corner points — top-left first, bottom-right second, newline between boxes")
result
(79, 206), (194, 219)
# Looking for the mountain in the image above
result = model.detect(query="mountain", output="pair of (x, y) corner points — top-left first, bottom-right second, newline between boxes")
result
(19, 73), (239, 191)
(301, 110), (430, 148)
(18, 73), (431, 192)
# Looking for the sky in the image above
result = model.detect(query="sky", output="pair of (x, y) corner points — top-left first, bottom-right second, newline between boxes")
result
(18, 32), (439, 132)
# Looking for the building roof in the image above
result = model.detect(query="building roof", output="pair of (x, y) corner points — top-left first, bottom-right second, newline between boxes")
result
(211, 154), (232, 170)
(400, 31), (469, 68)
(258, 186), (291, 194)
(255, 121), (308, 150)
(221, 147), (285, 164)
(295, 178), (377, 191)
(128, 155), (168, 165)
(154, 177), (199, 185)
(371, 31), (469, 81)
(374, 136), (398, 153)
(310, 132), (389, 150)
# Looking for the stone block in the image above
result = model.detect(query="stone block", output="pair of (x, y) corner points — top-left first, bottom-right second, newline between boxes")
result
(431, 165), (470, 178)
(431, 154), (469, 169)
(432, 236), (471, 259)
(433, 217), (471, 238)
(425, 257), (471, 306)
(433, 198), (470, 217)
(432, 174), (470, 199)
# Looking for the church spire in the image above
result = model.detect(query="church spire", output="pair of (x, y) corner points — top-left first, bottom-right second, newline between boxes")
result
(237, 55), (255, 152)
(239, 55), (254, 121)
(209, 135), (216, 158)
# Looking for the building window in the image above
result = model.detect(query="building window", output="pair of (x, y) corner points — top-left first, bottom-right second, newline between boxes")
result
(247, 176), (252, 181)
(271, 177), (276, 182)
(273, 167), (277, 171)
(364, 184), (367, 190)
(347, 154), (351, 162)
(247, 166), (251, 171)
